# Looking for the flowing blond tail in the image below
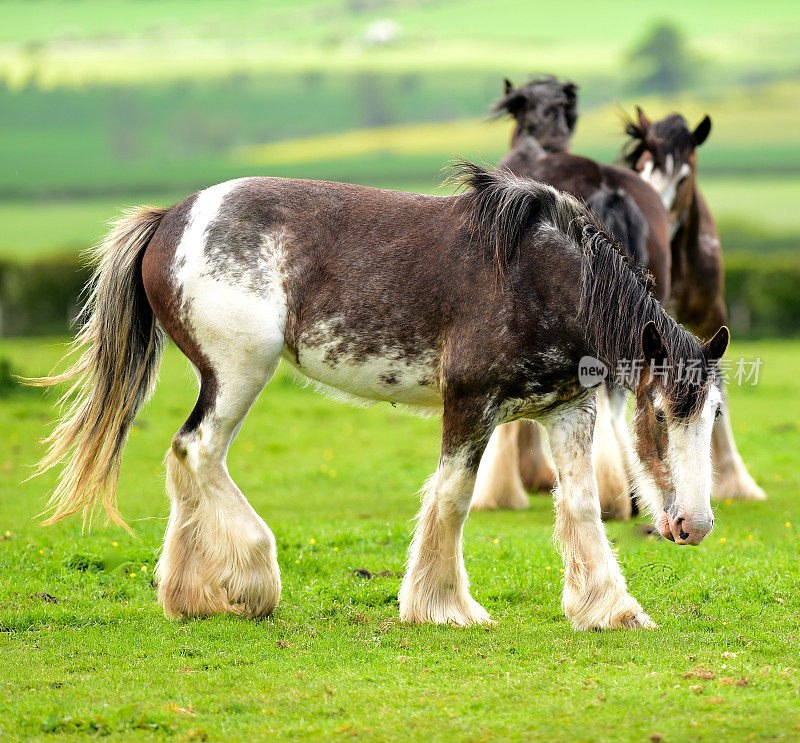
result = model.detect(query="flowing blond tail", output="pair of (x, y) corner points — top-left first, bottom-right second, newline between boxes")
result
(29, 206), (168, 528)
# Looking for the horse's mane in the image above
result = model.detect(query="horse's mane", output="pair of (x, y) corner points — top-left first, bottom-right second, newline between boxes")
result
(454, 161), (711, 414)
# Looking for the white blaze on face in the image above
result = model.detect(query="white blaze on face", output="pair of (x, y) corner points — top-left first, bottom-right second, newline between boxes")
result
(639, 155), (692, 213)
(665, 384), (721, 527)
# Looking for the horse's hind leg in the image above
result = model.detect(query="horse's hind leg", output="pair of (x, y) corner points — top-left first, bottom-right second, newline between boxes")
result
(517, 421), (556, 492)
(157, 350), (281, 619)
(471, 422), (530, 511)
(712, 382), (766, 501)
(154, 286), (285, 619)
(593, 385), (631, 521)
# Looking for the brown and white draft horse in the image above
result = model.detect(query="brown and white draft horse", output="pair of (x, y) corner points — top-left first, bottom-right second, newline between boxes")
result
(34, 163), (728, 630)
(624, 108), (765, 501)
(473, 77), (672, 519)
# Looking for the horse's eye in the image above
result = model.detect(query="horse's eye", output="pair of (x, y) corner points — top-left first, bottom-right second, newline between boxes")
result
(654, 410), (667, 424)
(714, 407), (722, 420)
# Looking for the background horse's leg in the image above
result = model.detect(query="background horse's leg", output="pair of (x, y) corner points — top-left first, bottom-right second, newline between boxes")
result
(400, 396), (495, 625)
(544, 400), (654, 631)
(594, 385), (631, 521)
(712, 382), (766, 500)
(517, 421), (557, 492)
(470, 422), (529, 511)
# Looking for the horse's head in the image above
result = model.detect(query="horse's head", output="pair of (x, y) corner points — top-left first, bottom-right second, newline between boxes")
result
(493, 76), (578, 152)
(632, 321), (729, 545)
(624, 107), (711, 221)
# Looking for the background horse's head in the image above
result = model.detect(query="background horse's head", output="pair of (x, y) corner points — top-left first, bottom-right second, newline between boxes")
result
(631, 320), (728, 545)
(624, 108), (711, 221)
(492, 76), (578, 152)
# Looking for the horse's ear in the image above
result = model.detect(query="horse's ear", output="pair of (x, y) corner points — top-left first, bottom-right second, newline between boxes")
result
(636, 106), (652, 132)
(693, 115), (712, 147)
(704, 326), (729, 360)
(641, 321), (668, 367)
(503, 78), (514, 95)
(625, 106), (650, 140)
(563, 81), (579, 131)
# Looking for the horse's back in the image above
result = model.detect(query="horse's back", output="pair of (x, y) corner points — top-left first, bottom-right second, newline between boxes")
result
(525, 153), (671, 302)
(142, 177), (479, 409)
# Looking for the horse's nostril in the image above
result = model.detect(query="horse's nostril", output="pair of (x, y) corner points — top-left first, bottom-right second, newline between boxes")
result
(676, 517), (690, 541)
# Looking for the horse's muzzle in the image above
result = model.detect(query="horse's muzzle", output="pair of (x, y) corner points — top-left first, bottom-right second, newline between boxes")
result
(657, 507), (713, 546)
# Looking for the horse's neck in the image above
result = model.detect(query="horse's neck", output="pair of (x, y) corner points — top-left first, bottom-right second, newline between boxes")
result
(673, 183), (718, 257)
(511, 126), (571, 153)
(509, 132), (548, 161)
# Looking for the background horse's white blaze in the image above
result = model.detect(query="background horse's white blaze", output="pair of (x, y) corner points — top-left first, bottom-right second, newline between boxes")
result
(639, 156), (691, 215)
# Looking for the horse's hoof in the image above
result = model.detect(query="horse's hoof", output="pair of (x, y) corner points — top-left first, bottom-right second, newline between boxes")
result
(620, 612), (657, 630)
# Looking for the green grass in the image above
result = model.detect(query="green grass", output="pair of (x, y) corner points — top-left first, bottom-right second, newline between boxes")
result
(0, 337), (798, 740)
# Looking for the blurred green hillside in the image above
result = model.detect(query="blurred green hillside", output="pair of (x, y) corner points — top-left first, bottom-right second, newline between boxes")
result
(1, 0), (799, 334)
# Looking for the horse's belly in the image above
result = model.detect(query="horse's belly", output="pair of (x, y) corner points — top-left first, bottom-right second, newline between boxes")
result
(285, 341), (442, 408)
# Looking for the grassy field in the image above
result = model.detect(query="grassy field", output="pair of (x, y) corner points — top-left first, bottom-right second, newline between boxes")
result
(2, 0), (798, 84)
(1, 336), (798, 740)
(3, 75), (799, 261)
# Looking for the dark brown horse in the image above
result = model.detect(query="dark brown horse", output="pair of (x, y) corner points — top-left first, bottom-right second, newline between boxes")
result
(473, 77), (672, 519)
(624, 108), (765, 500)
(34, 164), (727, 630)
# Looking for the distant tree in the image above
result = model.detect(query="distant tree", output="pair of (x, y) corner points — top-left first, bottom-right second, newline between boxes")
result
(629, 22), (696, 95)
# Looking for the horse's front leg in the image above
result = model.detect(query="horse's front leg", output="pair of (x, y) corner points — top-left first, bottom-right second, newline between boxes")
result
(544, 398), (655, 631)
(399, 395), (496, 626)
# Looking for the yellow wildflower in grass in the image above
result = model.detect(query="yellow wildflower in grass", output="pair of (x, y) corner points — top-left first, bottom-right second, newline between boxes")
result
(333, 547), (339, 552)
(719, 538), (727, 543)
(129, 572), (137, 578)
(295, 559), (300, 564)
(4, 531), (11, 538)
(492, 538), (499, 545)
(39, 549), (44, 555)
(141, 565), (148, 572)
(725, 499), (733, 505)
(545, 566), (551, 571)
(111, 541), (118, 547)
(310, 538), (316, 545)
(786, 522), (792, 528)
(748, 535), (754, 540)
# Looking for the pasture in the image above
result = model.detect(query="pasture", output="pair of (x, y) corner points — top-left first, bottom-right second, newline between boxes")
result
(1, 336), (798, 741)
